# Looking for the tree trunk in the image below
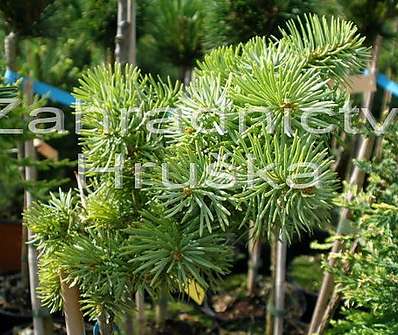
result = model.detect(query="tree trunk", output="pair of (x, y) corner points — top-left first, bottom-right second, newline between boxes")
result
(273, 230), (287, 335)
(115, 3), (137, 331)
(115, 0), (136, 65)
(60, 272), (86, 335)
(181, 65), (192, 86)
(98, 312), (113, 335)
(5, 31), (17, 71)
(247, 221), (261, 295)
(307, 35), (382, 335)
(135, 289), (146, 335)
(156, 283), (168, 330)
(124, 310), (134, 335)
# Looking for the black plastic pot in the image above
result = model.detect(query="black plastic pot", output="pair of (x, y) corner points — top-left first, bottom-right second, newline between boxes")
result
(0, 308), (32, 333)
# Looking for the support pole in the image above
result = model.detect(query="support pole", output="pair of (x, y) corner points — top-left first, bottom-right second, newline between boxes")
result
(115, 0), (136, 65)
(273, 231), (287, 335)
(266, 235), (277, 335)
(127, 0), (136, 66)
(308, 35), (382, 335)
(247, 221), (261, 295)
(24, 79), (53, 335)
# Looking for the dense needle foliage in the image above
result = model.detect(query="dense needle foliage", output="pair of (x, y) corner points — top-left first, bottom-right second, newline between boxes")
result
(23, 14), (369, 330)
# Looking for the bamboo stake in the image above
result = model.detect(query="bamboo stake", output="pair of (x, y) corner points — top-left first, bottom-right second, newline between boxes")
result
(247, 221), (261, 295)
(273, 230), (287, 335)
(266, 233), (277, 335)
(307, 35), (382, 335)
(127, 0), (136, 66)
(24, 79), (53, 335)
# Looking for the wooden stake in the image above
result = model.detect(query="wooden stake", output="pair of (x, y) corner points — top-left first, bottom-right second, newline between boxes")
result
(273, 230), (287, 335)
(266, 233), (277, 335)
(127, 0), (136, 66)
(308, 35), (382, 335)
(247, 221), (261, 295)
(24, 79), (53, 335)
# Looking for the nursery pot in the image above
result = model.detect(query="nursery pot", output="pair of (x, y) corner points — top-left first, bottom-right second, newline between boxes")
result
(0, 221), (22, 274)
(0, 308), (32, 333)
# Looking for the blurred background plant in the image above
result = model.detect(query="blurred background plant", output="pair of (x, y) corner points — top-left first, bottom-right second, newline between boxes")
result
(325, 123), (398, 334)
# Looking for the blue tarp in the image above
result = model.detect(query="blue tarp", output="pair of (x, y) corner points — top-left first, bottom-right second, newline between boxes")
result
(376, 73), (398, 97)
(4, 69), (398, 106)
(4, 69), (76, 106)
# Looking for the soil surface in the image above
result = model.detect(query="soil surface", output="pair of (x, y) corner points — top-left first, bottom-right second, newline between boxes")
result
(1, 272), (316, 335)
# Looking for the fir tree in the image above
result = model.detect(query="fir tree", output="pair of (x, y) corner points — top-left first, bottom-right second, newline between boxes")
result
(23, 14), (368, 335)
